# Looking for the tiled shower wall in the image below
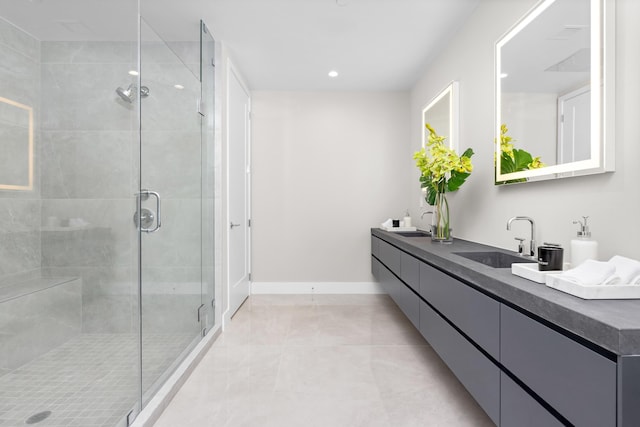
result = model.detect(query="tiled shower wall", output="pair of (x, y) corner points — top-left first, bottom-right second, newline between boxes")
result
(1, 18), (205, 334)
(0, 19), (41, 287)
(39, 41), (139, 334)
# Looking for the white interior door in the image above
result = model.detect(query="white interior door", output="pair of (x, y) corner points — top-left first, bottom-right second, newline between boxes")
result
(227, 65), (251, 317)
(557, 86), (590, 164)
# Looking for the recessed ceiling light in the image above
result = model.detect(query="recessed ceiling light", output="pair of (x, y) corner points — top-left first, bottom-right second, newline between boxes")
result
(328, 70), (339, 78)
(500, 73), (508, 78)
(174, 84), (185, 90)
(128, 70), (139, 76)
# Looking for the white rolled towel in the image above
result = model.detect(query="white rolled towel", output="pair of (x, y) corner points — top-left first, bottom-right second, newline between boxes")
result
(558, 260), (616, 286)
(609, 255), (640, 284)
(381, 218), (393, 229)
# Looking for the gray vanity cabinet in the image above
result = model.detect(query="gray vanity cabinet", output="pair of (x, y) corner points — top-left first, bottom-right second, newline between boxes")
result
(400, 253), (419, 292)
(371, 230), (640, 427)
(501, 304), (617, 427)
(500, 373), (564, 427)
(419, 262), (500, 359)
(378, 239), (401, 276)
(373, 242), (419, 328)
(420, 300), (500, 425)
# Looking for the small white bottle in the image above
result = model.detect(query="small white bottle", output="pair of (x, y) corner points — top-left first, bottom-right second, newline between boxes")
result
(403, 210), (412, 228)
(571, 216), (598, 267)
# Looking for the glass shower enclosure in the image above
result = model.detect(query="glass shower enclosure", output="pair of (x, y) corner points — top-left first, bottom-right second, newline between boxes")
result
(0, 2), (216, 426)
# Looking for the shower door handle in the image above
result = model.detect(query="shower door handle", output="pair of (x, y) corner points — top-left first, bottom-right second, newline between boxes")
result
(140, 190), (161, 233)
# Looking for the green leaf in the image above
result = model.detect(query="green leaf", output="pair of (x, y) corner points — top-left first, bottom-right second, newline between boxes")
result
(500, 152), (516, 174)
(425, 188), (436, 206)
(512, 149), (533, 171)
(447, 171), (470, 192)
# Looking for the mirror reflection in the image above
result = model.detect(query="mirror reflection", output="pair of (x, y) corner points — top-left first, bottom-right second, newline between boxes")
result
(495, 0), (613, 184)
(422, 81), (458, 151)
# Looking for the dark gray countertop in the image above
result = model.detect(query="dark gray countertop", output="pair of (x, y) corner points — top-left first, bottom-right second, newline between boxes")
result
(372, 228), (640, 356)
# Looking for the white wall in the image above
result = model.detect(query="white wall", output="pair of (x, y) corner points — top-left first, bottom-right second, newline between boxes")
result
(409, 0), (640, 261)
(251, 91), (410, 283)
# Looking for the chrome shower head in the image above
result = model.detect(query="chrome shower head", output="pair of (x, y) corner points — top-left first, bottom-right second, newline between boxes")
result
(116, 84), (135, 103)
(115, 84), (150, 103)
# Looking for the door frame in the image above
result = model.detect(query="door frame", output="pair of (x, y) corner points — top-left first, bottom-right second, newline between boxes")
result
(557, 84), (590, 164)
(224, 59), (252, 325)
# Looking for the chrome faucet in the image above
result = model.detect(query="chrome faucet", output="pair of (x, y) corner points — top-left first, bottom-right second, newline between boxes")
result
(506, 216), (536, 257)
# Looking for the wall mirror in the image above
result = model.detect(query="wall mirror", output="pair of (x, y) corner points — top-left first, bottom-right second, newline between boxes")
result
(0, 96), (33, 191)
(422, 81), (459, 151)
(495, 0), (614, 185)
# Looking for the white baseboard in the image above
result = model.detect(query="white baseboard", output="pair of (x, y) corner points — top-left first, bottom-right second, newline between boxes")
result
(250, 281), (385, 295)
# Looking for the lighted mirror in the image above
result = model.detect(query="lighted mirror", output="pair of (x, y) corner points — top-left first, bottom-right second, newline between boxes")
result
(495, 0), (614, 185)
(422, 81), (459, 151)
(0, 96), (33, 191)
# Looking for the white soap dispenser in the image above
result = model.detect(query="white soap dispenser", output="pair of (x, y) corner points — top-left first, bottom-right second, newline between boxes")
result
(571, 216), (598, 267)
(403, 209), (412, 228)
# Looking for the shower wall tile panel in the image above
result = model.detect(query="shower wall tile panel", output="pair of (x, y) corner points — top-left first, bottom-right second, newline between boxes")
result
(41, 199), (132, 267)
(0, 20), (41, 284)
(0, 43), (40, 108)
(140, 61), (201, 132)
(0, 278), (81, 371)
(41, 130), (133, 199)
(42, 266), (136, 334)
(40, 63), (136, 131)
(0, 19), (39, 60)
(141, 130), (201, 199)
(39, 40), (137, 336)
(41, 41), (134, 64)
(142, 199), (202, 268)
(0, 231), (40, 278)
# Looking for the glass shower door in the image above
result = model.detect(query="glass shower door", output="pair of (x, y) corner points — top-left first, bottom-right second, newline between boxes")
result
(138, 19), (204, 402)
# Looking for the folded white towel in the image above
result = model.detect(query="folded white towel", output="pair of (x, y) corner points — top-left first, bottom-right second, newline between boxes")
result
(609, 255), (640, 284)
(602, 275), (622, 286)
(381, 218), (393, 229)
(558, 260), (616, 286)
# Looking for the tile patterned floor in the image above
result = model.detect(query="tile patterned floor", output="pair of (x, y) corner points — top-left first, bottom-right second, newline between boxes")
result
(0, 333), (195, 427)
(153, 295), (495, 427)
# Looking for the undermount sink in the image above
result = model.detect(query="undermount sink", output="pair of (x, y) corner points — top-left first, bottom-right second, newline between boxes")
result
(453, 251), (536, 268)
(394, 230), (431, 237)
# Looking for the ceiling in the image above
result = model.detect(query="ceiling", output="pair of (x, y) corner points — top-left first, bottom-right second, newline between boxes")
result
(0, 0), (480, 91)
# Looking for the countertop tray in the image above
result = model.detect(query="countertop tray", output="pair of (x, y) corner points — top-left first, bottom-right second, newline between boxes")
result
(546, 274), (640, 300)
(381, 226), (417, 232)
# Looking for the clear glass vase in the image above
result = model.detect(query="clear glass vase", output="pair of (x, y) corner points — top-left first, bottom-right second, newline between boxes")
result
(431, 192), (452, 243)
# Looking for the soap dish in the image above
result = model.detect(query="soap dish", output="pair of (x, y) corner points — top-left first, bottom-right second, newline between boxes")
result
(512, 263), (562, 284)
(545, 275), (640, 300)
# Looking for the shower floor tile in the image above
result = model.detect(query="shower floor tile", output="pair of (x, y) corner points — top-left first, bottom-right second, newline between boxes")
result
(0, 333), (195, 427)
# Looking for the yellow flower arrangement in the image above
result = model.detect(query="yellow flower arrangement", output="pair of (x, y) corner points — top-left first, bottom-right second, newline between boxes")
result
(413, 124), (474, 242)
(413, 123), (474, 205)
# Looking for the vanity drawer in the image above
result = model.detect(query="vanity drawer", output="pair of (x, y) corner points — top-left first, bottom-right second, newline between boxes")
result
(500, 304), (616, 427)
(400, 252), (419, 292)
(419, 300), (500, 425)
(500, 373), (563, 427)
(378, 240), (401, 275)
(371, 235), (380, 258)
(380, 262), (419, 328)
(371, 256), (380, 279)
(419, 262), (499, 359)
